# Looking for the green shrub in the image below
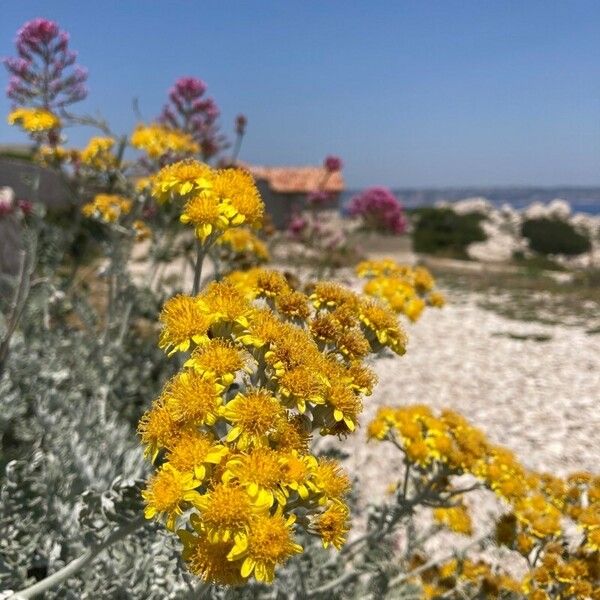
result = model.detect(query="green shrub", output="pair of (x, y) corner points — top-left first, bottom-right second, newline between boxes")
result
(521, 218), (591, 256)
(411, 207), (486, 257)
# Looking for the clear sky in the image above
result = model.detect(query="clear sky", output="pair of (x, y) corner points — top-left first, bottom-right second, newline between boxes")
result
(1, 1), (599, 188)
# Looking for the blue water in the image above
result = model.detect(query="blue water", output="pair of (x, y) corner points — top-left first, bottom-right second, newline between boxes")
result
(340, 188), (600, 216)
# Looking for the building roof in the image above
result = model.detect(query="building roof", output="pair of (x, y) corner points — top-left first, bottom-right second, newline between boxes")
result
(248, 165), (344, 194)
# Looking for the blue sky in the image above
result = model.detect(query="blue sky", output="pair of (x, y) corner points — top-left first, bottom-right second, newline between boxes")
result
(1, 1), (599, 188)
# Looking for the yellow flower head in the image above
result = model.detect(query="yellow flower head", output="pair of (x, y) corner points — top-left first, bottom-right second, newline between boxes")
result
(275, 290), (311, 321)
(137, 402), (181, 461)
(8, 107), (60, 132)
(312, 502), (350, 550)
(310, 282), (358, 311)
(222, 389), (286, 449)
(210, 168), (264, 227)
(80, 137), (116, 170)
(185, 339), (247, 385)
(358, 299), (408, 355)
(158, 294), (214, 354)
(278, 366), (327, 414)
(223, 447), (287, 507)
(314, 459), (351, 504)
(152, 159), (214, 202)
(433, 503), (473, 535)
(161, 370), (223, 427)
(194, 483), (265, 543)
(179, 529), (246, 586)
(217, 228), (270, 263)
(279, 451), (318, 499)
(270, 415), (311, 454)
(132, 219), (152, 241)
(228, 513), (302, 583)
(166, 429), (228, 480)
(143, 463), (202, 530)
(180, 192), (234, 242)
(326, 382), (362, 432)
(81, 194), (131, 223)
(131, 123), (199, 158)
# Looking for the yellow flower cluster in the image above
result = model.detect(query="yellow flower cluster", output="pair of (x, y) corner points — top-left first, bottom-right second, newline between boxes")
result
(369, 405), (600, 597)
(418, 556), (521, 598)
(216, 228), (270, 267)
(7, 107), (60, 132)
(81, 193), (132, 223)
(35, 145), (78, 166)
(150, 160), (264, 244)
(131, 123), (199, 158)
(356, 259), (445, 322)
(139, 269), (407, 585)
(79, 136), (117, 170)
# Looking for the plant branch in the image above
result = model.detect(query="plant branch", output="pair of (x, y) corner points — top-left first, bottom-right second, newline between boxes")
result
(10, 518), (145, 599)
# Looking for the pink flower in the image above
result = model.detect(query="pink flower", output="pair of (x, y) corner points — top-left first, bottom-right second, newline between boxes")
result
(348, 187), (407, 234)
(17, 198), (33, 217)
(4, 18), (87, 109)
(307, 190), (334, 205)
(287, 213), (308, 237)
(324, 155), (343, 172)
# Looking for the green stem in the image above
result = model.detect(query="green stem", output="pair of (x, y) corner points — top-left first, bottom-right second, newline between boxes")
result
(192, 240), (206, 295)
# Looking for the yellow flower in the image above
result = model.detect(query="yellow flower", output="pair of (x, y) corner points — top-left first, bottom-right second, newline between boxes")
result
(184, 339), (247, 385)
(161, 370), (223, 427)
(404, 297), (426, 322)
(81, 194), (131, 223)
(310, 282), (358, 311)
(428, 291), (446, 308)
(180, 192), (236, 242)
(278, 366), (327, 413)
(8, 107), (60, 132)
(270, 415), (311, 454)
(194, 483), (266, 543)
(166, 429), (228, 479)
(137, 401), (181, 461)
(325, 382), (362, 432)
(275, 290), (311, 321)
(142, 463), (203, 530)
(179, 529), (246, 586)
(200, 281), (253, 330)
(313, 459), (350, 504)
(217, 228), (269, 263)
(357, 299), (407, 355)
(237, 308), (284, 349)
(131, 123), (199, 158)
(227, 513), (302, 583)
(222, 389), (286, 449)
(152, 159), (214, 202)
(158, 294), (214, 355)
(209, 168), (264, 227)
(279, 451), (318, 499)
(312, 502), (350, 549)
(132, 219), (152, 241)
(80, 136), (116, 170)
(433, 503), (473, 535)
(223, 447), (287, 507)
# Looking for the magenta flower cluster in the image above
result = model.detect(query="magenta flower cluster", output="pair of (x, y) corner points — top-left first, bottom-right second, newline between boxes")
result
(348, 186), (407, 234)
(159, 76), (226, 160)
(3, 18), (88, 109)
(324, 155), (342, 172)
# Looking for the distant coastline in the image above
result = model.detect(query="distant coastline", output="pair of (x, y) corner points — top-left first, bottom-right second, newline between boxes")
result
(341, 187), (600, 215)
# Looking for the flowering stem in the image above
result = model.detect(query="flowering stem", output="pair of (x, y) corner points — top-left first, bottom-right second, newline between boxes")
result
(192, 240), (206, 295)
(10, 518), (145, 599)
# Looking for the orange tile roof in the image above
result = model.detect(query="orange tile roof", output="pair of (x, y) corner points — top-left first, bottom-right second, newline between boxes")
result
(248, 165), (344, 194)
